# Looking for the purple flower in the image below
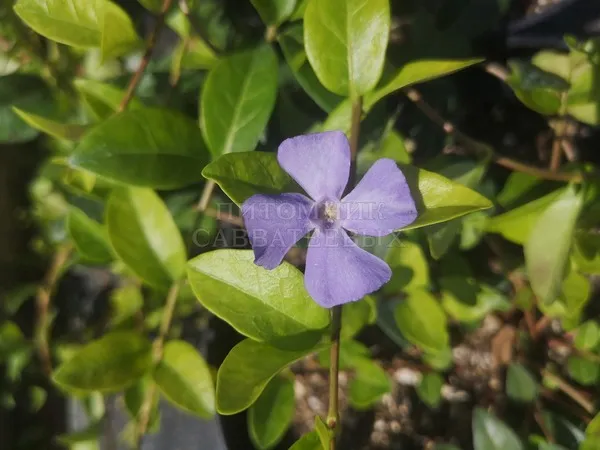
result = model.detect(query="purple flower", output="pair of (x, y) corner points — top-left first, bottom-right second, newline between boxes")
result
(241, 131), (418, 308)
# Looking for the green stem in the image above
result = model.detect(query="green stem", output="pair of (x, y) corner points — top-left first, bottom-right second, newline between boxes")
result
(326, 96), (363, 449)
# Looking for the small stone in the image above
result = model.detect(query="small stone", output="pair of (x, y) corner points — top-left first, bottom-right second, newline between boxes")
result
(390, 420), (401, 433)
(394, 368), (421, 386)
(307, 396), (323, 412)
(374, 419), (387, 432)
(441, 385), (470, 402)
(294, 379), (307, 399)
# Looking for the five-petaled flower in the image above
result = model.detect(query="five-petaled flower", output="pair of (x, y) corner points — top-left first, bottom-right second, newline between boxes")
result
(241, 131), (418, 308)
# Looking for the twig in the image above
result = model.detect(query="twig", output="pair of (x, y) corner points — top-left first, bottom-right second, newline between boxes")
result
(541, 369), (595, 414)
(35, 244), (72, 376)
(196, 180), (216, 212)
(118, 0), (175, 112)
(404, 88), (584, 183)
(550, 92), (569, 171)
(484, 62), (510, 81)
(203, 207), (244, 227)
(534, 402), (554, 443)
(135, 280), (181, 447)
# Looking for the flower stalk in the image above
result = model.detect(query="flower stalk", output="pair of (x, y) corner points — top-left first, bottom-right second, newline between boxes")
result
(326, 96), (363, 449)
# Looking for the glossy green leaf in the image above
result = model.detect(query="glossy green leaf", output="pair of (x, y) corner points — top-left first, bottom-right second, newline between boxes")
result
(394, 290), (449, 354)
(202, 152), (294, 205)
(251, 0), (296, 25)
(574, 321), (600, 351)
(506, 363), (538, 402)
(289, 431), (323, 450)
(539, 271), (591, 329)
(52, 331), (152, 393)
(74, 78), (143, 119)
(106, 188), (187, 290)
(200, 45), (278, 156)
(138, 0), (161, 12)
(384, 241), (430, 294)
(314, 416), (331, 449)
(473, 408), (523, 450)
(110, 284), (143, 327)
(581, 412), (600, 450)
(56, 421), (103, 446)
(399, 165), (493, 231)
(249, 375), (295, 450)
(13, 108), (88, 141)
(488, 189), (565, 244)
(279, 25), (343, 112)
(216, 338), (326, 414)
(71, 107), (210, 189)
(153, 340), (215, 419)
(417, 372), (444, 408)
(0, 74), (53, 143)
(13, 0), (140, 59)
(304, 0), (390, 97)
(67, 207), (113, 263)
(525, 185), (584, 303)
(187, 250), (329, 346)
(367, 59), (482, 108)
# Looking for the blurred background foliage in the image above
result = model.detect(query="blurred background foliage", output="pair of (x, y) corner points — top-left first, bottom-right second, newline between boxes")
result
(2, 0), (600, 449)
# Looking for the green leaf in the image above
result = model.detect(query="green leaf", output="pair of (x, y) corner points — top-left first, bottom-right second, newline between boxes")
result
(187, 250), (329, 347)
(106, 188), (187, 290)
(52, 331), (152, 393)
(289, 431), (323, 450)
(110, 284), (143, 327)
(473, 408), (524, 450)
(138, 0), (161, 12)
(279, 25), (343, 112)
(505, 60), (568, 115)
(216, 338), (326, 414)
(506, 363), (538, 402)
(441, 277), (510, 323)
(13, 0), (140, 59)
(251, 0), (296, 25)
(0, 74), (53, 143)
(572, 232), (600, 274)
(394, 290), (449, 354)
(567, 356), (599, 386)
(303, 0), (390, 97)
(525, 184), (584, 303)
(202, 152), (294, 205)
(399, 165), (493, 231)
(74, 78), (143, 119)
(56, 421), (103, 446)
(488, 189), (565, 244)
(574, 321), (600, 351)
(341, 296), (377, 339)
(200, 45), (278, 156)
(13, 108), (88, 141)
(384, 240), (430, 294)
(67, 207), (113, 264)
(153, 340), (215, 419)
(367, 59), (482, 108)
(124, 376), (160, 432)
(71, 107), (210, 189)
(417, 372), (444, 408)
(349, 357), (391, 409)
(248, 375), (295, 450)
(581, 412), (600, 450)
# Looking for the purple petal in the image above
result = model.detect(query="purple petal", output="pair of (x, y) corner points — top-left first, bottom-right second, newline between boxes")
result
(304, 227), (391, 308)
(242, 193), (315, 269)
(278, 131), (350, 202)
(340, 159), (417, 236)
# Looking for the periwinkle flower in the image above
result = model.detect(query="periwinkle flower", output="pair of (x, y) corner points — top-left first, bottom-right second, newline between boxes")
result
(242, 131), (418, 308)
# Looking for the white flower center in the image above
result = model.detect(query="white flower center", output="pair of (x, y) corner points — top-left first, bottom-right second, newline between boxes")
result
(317, 200), (338, 224)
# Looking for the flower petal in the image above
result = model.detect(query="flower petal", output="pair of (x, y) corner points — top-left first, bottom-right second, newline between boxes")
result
(277, 131), (350, 202)
(242, 193), (315, 269)
(305, 227), (391, 308)
(340, 159), (417, 236)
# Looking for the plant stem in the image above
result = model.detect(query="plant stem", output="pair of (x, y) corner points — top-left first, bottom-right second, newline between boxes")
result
(35, 244), (72, 376)
(135, 280), (181, 447)
(196, 180), (216, 212)
(404, 88), (584, 183)
(326, 96), (363, 449)
(550, 91), (569, 171)
(118, 0), (174, 112)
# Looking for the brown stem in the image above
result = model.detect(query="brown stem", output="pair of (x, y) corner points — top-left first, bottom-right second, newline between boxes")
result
(404, 88), (584, 183)
(118, 0), (175, 112)
(541, 369), (595, 414)
(203, 207), (244, 227)
(550, 92), (569, 171)
(196, 180), (216, 212)
(35, 244), (72, 376)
